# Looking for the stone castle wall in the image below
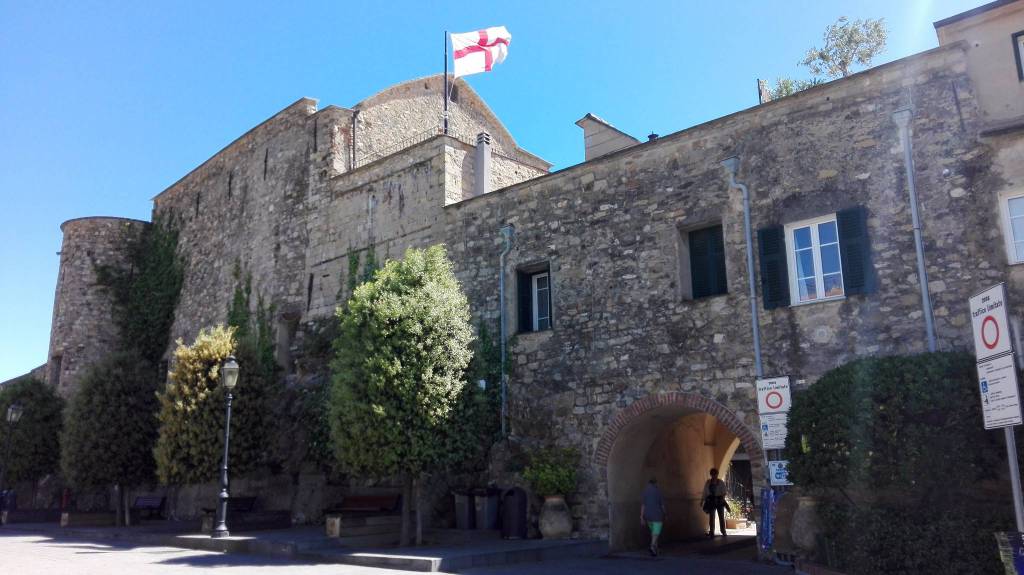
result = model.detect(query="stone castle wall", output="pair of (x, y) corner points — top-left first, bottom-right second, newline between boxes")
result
(440, 42), (1005, 538)
(47, 217), (149, 394)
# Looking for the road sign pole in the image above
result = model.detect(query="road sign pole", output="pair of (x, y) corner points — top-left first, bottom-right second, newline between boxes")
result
(1005, 427), (1024, 532)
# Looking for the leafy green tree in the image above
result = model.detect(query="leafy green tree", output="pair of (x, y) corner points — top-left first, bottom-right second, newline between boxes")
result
(801, 17), (887, 79)
(60, 353), (160, 524)
(330, 245), (473, 545)
(767, 17), (887, 101)
(0, 378), (63, 489)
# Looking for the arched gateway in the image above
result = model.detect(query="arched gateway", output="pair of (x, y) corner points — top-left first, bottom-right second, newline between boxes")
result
(595, 392), (764, 550)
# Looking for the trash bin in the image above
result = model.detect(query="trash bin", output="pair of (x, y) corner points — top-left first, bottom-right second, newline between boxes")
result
(453, 489), (475, 530)
(501, 487), (527, 539)
(473, 488), (500, 530)
(0, 489), (16, 512)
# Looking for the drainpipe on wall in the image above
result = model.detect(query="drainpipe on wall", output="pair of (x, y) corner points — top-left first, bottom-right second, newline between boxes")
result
(498, 224), (515, 437)
(720, 156), (764, 378)
(893, 109), (937, 353)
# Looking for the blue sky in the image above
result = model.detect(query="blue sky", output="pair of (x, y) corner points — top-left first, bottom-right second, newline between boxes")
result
(0, 0), (981, 381)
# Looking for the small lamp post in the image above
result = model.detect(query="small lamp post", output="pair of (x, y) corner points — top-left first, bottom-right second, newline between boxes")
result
(211, 356), (239, 539)
(0, 402), (25, 509)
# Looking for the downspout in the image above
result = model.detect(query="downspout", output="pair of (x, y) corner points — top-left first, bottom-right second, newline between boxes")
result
(498, 224), (515, 437)
(720, 156), (764, 378)
(350, 109), (360, 171)
(893, 109), (937, 352)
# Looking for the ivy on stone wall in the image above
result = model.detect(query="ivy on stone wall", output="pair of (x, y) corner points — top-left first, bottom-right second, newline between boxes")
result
(94, 216), (184, 365)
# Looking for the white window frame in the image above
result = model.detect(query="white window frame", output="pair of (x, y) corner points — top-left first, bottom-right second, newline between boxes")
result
(1001, 191), (1024, 264)
(785, 214), (845, 306)
(531, 271), (551, 331)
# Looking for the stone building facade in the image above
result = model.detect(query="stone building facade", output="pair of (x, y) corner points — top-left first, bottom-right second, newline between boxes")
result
(30, 0), (1024, 550)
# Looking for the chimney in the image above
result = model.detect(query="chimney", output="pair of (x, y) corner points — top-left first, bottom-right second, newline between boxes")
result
(575, 113), (640, 161)
(474, 132), (492, 197)
(647, 133), (659, 141)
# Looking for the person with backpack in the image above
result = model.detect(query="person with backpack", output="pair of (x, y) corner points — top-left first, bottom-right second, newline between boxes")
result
(702, 468), (728, 537)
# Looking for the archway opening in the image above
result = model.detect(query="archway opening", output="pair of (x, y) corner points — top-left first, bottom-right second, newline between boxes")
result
(603, 396), (760, 551)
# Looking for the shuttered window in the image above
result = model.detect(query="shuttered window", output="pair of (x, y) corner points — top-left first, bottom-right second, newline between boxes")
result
(758, 205), (874, 309)
(517, 265), (552, 333)
(689, 225), (728, 299)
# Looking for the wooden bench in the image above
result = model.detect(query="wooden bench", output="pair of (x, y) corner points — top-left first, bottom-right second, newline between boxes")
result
(130, 495), (165, 520)
(200, 496), (290, 533)
(325, 494), (402, 538)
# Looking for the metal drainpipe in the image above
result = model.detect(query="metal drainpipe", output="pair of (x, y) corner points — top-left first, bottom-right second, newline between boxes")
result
(498, 224), (515, 437)
(721, 157), (764, 378)
(893, 109), (937, 353)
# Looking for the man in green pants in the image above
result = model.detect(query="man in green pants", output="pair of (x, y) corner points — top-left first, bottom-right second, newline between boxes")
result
(640, 478), (666, 556)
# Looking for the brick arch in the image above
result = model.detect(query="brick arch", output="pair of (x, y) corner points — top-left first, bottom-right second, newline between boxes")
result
(594, 391), (763, 470)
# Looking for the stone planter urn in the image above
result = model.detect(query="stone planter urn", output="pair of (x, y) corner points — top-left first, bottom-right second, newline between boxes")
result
(538, 495), (572, 539)
(791, 496), (822, 553)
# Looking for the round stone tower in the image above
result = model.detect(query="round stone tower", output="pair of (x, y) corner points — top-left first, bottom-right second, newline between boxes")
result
(46, 217), (149, 396)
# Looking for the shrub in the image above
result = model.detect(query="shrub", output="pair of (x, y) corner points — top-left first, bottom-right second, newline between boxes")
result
(0, 378), (63, 486)
(785, 352), (1010, 574)
(523, 447), (578, 497)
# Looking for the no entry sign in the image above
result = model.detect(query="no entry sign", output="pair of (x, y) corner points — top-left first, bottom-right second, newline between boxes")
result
(756, 377), (791, 415)
(968, 283), (1023, 430)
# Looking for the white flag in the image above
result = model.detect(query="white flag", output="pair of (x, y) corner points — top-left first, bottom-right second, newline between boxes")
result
(451, 26), (511, 78)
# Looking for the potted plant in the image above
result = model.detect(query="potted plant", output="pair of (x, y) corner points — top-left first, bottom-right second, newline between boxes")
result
(522, 447), (578, 539)
(725, 495), (751, 530)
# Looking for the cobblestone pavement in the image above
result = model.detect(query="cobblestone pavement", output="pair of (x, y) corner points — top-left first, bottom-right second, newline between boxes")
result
(0, 532), (790, 574)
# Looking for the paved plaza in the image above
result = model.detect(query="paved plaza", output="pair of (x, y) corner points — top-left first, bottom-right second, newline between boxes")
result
(0, 532), (789, 574)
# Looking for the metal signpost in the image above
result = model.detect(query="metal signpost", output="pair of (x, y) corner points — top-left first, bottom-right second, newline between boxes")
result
(969, 283), (1024, 531)
(757, 376), (793, 486)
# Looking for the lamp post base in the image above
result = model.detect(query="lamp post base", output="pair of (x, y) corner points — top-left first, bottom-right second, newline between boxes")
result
(211, 527), (230, 539)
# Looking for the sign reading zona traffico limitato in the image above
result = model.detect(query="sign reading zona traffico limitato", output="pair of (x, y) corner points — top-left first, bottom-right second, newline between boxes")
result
(969, 283), (1023, 430)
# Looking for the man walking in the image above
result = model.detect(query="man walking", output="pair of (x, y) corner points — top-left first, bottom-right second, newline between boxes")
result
(640, 477), (666, 556)
(703, 468), (728, 537)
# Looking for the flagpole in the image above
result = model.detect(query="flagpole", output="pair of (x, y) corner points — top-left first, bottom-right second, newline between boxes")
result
(443, 30), (449, 135)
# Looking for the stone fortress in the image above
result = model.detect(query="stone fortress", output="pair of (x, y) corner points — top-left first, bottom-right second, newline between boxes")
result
(24, 0), (1024, 550)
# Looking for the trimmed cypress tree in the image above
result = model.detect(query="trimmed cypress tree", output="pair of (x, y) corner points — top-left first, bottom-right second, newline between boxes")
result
(60, 353), (160, 524)
(0, 378), (64, 489)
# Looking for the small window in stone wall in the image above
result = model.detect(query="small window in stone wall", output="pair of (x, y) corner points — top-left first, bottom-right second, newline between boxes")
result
(677, 223), (728, 300)
(50, 355), (62, 388)
(1014, 30), (1024, 82)
(517, 263), (552, 333)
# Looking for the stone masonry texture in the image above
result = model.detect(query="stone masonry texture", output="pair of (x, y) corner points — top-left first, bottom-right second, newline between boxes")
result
(37, 40), (1024, 540)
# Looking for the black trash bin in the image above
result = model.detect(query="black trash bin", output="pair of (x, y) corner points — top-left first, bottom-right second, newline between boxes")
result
(501, 487), (527, 539)
(453, 489), (475, 530)
(0, 489), (16, 513)
(473, 488), (500, 530)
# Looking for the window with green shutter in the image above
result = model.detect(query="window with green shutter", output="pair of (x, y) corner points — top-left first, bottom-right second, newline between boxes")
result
(688, 225), (728, 299)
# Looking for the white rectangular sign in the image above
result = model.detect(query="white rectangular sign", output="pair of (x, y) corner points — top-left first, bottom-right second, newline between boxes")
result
(978, 353), (1024, 429)
(768, 460), (792, 486)
(759, 412), (789, 450)
(756, 377), (791, 415)
(970, 283), (1013, 362)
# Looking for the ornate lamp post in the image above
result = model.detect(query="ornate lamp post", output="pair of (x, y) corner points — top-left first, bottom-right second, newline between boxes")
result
(0, 402), (25, 510)
(211, 356), (239, 539)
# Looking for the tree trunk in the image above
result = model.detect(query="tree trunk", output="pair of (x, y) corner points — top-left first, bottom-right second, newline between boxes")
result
(122, 486), (130, 527)
(114, 484), (124, 527)
(400, 476), (412, 546)
(415, 476), (422, 546)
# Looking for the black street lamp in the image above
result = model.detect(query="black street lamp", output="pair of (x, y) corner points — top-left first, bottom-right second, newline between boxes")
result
(211, 356), (239, 539)
(0, 402), (25, 510)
